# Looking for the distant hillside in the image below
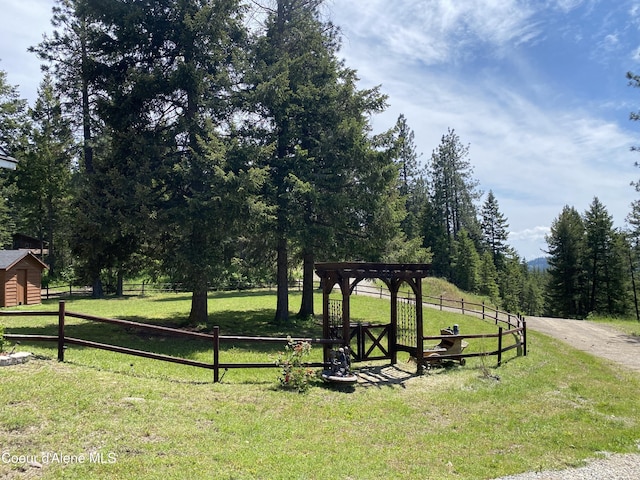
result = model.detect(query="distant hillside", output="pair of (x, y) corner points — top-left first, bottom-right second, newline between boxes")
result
(527, 256), (549, 271)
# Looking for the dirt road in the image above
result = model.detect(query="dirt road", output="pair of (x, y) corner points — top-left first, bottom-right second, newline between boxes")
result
(525, 316), (640, 372)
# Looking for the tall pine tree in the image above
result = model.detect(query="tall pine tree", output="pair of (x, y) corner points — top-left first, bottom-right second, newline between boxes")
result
(249, 0), (399, 321)
(545, 206), (587, 318)
(426, 128), (481, 278)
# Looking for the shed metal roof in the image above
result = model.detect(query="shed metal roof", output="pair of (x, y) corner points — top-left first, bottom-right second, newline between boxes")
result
(0, 250), (48, 270)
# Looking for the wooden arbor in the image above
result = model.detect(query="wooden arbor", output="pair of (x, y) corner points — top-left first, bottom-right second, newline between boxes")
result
(315, 262), (431, 367)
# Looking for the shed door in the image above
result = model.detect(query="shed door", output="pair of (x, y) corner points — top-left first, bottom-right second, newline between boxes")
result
(17, 269), (27, 305)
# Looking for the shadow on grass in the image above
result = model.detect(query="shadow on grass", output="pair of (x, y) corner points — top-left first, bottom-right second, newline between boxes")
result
(354, 364), (416, 389)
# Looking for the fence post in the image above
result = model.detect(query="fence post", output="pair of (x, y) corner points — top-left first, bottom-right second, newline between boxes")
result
(213, 326), (220, 383)
(522, 319), (527, 357)
(439, 295), (443, 311)
(461, 298), (464, 315)
(497, 326), (503, 366)
(482, 302), (485, 319)
(58, 301), (65, 362)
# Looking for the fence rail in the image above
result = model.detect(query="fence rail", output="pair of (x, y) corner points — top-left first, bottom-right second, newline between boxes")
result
(350, 283), (524, 330)
(1, 301), (337, 382)
(422, 325), (525, 367)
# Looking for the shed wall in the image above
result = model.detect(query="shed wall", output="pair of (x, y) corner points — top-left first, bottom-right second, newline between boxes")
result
(1, 257), (44, 307)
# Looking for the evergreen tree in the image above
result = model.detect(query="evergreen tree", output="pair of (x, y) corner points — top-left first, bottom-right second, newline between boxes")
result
(0, 66), (29, 247)
(583, 197), (614, 314)
(250, 0), (398, 320)
(14, 76), (74, 276)
(480, 190), (509, 268)
(545, 206), (587, 318)
(498, 252), (525, 313)
(521, 265), (545, 316)
(391, 113), (429, 244)
(451, 229), (479, 292)
(33, 0), (109, 294)
(426, 128), (481, 278)
(0, 68), (30, 153)
(478, 251), (499, 301)
(74, 0), (259, 321)
(31, 0), (102, 174)
(604, 231), (631, 315)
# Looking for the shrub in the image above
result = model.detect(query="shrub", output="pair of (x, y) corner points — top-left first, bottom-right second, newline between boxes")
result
(275, 337), (314, 393)
(0, 324), (5, 353)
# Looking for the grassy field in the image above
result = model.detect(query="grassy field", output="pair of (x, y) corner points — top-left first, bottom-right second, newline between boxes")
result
(1, 290), (639, 479)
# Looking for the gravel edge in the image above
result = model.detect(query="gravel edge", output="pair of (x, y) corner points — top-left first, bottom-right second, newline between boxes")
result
(491, 453), (640, 480)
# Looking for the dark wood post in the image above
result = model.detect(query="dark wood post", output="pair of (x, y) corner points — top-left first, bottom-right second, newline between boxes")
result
(497, 326), (503, 366)
(58, 301), (65, 362)
(390, 282), (398, 365)
(322, 278), (330, 364)
(414, 279), (424, 373)
(213, 326), (219, 383)
(522, 319), (527, 357)
(357, 323), (365, 361)
(341, 277), (350, 349)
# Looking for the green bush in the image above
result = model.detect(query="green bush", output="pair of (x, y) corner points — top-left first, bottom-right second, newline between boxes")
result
(275, 337), (315, 393)
(0, 324), (4, 353)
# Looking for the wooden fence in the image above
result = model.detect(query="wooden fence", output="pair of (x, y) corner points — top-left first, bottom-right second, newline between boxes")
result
(11, 283), (526, 380)
(348, 283), (527, 367)
(422, 326), (525, 367)
(351, 283), (524, 329)
(1, 301), (336, 382)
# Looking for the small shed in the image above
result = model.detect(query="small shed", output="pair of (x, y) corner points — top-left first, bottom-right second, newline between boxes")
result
(0, 250), (48, 307)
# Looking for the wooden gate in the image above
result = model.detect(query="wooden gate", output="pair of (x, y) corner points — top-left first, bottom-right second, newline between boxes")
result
(328, 299), (391, 362)
(349, 322), (391, 361)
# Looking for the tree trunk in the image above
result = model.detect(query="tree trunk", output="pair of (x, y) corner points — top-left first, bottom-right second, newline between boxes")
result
(92, 274), (103, 298)
(275, 235), (289, 323)
(80, 22), (94, 174)
(298, 249), (315, 318)
(116, 270), (124, 297)
(189, 285), (209, 325)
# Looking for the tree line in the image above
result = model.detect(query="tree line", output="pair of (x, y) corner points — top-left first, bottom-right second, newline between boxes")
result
(0, 0), (638, 323)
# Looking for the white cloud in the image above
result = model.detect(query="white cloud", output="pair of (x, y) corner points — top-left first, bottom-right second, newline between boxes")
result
(331, 0), (542, 66)
(509, 226), (550, 242)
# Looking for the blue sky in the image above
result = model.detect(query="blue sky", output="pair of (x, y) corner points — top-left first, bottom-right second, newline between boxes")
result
(2, 0), (640, 260)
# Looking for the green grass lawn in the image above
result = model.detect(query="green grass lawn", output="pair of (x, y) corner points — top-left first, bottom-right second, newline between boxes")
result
(1, 291), (639, 479)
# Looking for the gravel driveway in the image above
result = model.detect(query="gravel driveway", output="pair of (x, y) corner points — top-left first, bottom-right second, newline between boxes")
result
(525, 316), (640, 372)
(491, 316), (640, 480)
